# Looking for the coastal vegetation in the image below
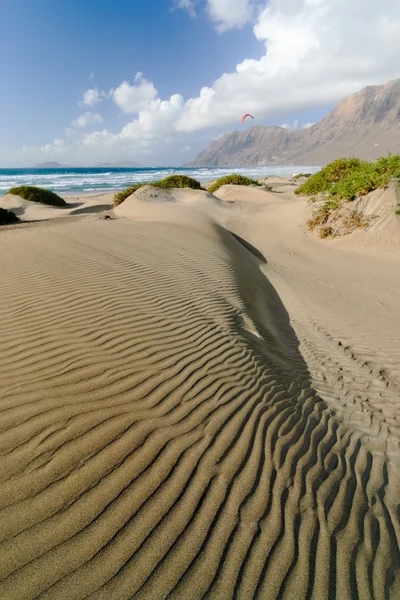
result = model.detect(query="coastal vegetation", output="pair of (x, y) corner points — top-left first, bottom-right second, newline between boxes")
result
(113, 175), (204, 206)
(293, 173), (312, 180)
(296, 155), (400, 236)
(7, 186), (66, 207)
(208, 174), (261, 194)
(0, 208), (20, 226)
(295, 155), (400, 201)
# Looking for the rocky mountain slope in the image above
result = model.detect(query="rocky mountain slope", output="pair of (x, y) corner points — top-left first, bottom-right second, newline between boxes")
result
(188, 79), (400, 167)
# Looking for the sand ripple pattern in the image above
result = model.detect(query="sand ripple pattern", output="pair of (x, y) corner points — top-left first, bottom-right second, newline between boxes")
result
(0, 217), (399, 599)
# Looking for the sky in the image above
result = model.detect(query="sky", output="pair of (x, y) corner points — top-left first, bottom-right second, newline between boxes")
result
(0, 0), (399, 167)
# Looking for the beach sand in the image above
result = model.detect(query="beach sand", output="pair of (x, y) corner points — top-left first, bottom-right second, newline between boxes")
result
(0, 183), (399, 598)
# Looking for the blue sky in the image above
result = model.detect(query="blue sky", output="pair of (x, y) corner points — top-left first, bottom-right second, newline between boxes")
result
(0, 0), (398, 166)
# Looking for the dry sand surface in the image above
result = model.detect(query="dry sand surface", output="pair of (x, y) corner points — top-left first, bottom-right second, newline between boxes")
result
(0, 182), (399, 599)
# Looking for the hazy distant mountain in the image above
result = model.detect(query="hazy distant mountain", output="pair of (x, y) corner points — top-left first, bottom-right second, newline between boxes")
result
(34, 161), (70, 168)
(188, 79), (400, 167)
(95, 161), (145, 168)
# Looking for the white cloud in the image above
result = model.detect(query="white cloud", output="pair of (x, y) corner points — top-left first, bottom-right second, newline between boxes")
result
(175, 0), (252, 29)
(112, 73), (158, 114)
(180, 146), (191, 152)
(207, 0), (252, 31)
(79, 88), (102, 107)
(117, 94), (185, 141)
(40, 138), (65, 154)
(280, 120), (315, 129)
(71, 112), (103, 128)
(175, 0), (198, 17)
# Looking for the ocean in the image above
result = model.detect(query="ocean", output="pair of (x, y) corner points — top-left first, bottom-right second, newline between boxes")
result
(0, 165), (321, 196)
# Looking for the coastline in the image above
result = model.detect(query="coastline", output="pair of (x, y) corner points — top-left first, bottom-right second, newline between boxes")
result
(0, 165), (321, 196)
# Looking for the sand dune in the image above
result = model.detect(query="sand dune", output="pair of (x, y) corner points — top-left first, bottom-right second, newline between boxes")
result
(0, 185), (399, 598)
(0, 192), (114, 221)
(334, 184), (400, 253)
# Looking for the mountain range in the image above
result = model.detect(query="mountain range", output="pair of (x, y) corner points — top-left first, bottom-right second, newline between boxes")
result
(188, 79), (400, 167)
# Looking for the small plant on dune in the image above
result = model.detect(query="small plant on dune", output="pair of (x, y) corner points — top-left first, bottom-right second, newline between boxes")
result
(306, 200), (338, 231)
(395, 204), (400, 215)
(113, 183), (147, 206)
(307, 199), (369, 239)
(0, 207), (20, 226)
(208, 174), (261, 194)
(293, 173), (312, 180)
(7, 185), (66, 207)
(153, 175), (204, 190)
(113, 175), (204, 207)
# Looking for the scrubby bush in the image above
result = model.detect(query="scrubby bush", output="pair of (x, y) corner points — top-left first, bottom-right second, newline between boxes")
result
(395, 205), (400, 215)
(113, 175), (204, 207)
(0, 208), (20, 225)
(208, 174), (262, 194)
(153, 175), (203, 190)
(307, 201), (368, 238)
(297, 155), (400, 237)
(295, 155), (400, 201)
(7, 185), (66, 207)
(306, 200), (339, 230)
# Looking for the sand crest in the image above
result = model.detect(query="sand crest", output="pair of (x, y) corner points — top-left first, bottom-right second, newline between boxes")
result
(0, 185), (399, 599)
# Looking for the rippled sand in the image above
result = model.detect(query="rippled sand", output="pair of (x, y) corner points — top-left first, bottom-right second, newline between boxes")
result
(0, 184), (399, 599)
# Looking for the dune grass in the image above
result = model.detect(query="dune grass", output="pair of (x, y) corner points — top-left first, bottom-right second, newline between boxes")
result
(395, 205), (400, 215)
(113, 175), (204, 206)
(208, 174), (262, 194)
(0, 208), (20, 226)
(7, 185), (66, 207)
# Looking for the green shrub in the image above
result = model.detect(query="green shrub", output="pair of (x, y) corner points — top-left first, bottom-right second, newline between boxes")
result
(295, 155), (400, 201)
(208, 174), (262, 194)
(0, 208), (20, 225)
(7, 185), (66, 207)
(295, 155), (400, 238)
(395, 205), (400, 215)
(113, 175), (204, 207)
(153, 175), (203, 190)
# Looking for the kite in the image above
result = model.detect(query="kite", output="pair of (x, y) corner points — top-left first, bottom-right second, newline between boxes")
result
(242, 113), (254, 124)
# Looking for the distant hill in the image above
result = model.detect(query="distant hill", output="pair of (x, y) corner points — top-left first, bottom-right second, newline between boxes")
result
(34, 161), (70, 168)
(188, 79), (400, 167)
(95, 161), (145, 168)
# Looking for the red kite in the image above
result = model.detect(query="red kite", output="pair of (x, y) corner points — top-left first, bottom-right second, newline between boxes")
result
(242, 113), (254, 124)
